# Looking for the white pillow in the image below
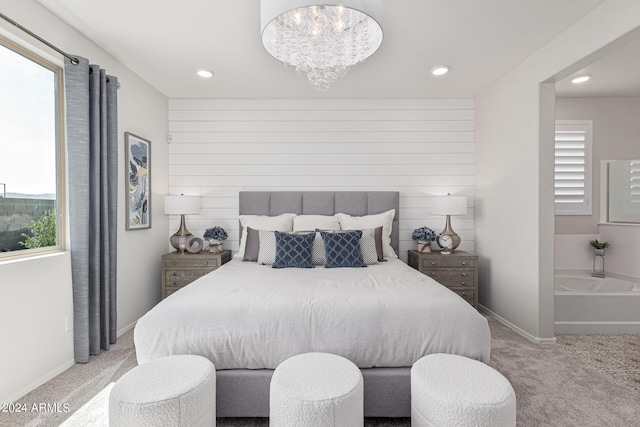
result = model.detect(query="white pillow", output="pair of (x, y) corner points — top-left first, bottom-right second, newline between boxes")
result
(359, 228), (379, 265)
(293, 215), (340, 232)
(236, 213), (296, 258)
(257, 230), (277, 265)
(311, 232), (326, 265)
(337, 209), (396, 258)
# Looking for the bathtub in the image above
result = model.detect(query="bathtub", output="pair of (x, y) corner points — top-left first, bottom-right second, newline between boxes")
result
(554, 270), (640, 334)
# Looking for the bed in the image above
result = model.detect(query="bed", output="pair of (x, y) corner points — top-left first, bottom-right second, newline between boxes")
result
(134, 191), (490, 417)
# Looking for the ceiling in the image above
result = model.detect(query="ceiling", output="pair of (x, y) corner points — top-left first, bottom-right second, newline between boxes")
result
(555, 35), (640, 97)
(35, 0), (638, 99)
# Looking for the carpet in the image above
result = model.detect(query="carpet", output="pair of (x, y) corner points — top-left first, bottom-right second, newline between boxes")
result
(557, 333), (640, 392)
(58, 383), (113, 427)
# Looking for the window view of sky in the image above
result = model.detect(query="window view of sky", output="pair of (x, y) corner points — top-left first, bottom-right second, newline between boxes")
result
(0, 44), (57, 196)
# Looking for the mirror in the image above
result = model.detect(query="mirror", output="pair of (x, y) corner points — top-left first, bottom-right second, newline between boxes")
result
(608, 160), (640, 223)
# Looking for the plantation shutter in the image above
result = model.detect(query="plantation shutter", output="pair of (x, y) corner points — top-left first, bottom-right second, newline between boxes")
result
(554, 120), (592, 215)
(631, 160), (640, 203)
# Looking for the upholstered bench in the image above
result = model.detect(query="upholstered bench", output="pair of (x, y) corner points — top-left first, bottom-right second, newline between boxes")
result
(270, 352), (363, 427)
(109, 355), (216, 427)
(411, 353), (516, 427)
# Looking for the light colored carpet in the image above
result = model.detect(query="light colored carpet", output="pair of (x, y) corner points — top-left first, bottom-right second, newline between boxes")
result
(2, 317), (639, 427)
(58, 383), (113, 427)
(557, 333), (640, 392)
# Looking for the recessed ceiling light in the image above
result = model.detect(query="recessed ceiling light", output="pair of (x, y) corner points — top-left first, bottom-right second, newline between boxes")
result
(197, 69), (214, 78)
(431, 66), (450, 76)
(571, 74), (591, 84)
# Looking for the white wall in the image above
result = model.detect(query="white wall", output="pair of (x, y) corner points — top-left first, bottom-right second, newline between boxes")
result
(167, 99), (476, 261)
(475, 0), (640, 341)
(555, 97), (640, 234)
(0, 0), (168, 403)
(554, 234), (599, 270)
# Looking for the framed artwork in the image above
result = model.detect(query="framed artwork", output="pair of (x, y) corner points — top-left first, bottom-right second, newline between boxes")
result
(125, 132), (151, 230)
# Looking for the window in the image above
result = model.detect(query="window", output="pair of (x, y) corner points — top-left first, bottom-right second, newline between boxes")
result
(0, 36), (65, 258)
(554, 120), (592, 215)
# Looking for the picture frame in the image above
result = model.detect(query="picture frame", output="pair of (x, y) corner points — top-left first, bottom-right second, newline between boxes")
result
(125, 132), (151, 230)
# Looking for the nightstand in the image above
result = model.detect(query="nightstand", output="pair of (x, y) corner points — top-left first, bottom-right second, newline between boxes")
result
(408, 250), (478, 308)
(161, 250), (231, 299)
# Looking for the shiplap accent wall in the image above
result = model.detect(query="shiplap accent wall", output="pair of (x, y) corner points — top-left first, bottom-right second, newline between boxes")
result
(168, 99), (475, 261)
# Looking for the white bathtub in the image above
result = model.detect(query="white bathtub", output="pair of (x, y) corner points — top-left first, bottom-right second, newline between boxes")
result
(554, 270), (640, 334)
(556, 272), (640, 294)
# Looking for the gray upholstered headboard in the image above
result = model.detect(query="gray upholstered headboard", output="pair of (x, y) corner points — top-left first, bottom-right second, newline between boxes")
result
(239, 191), (400, 254)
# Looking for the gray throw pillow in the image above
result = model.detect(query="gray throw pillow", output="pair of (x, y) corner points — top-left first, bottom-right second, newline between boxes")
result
(242, 227), (260, 261)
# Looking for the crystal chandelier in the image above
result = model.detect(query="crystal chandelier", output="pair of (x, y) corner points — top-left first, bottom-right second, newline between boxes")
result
(261, 0), (383, 92)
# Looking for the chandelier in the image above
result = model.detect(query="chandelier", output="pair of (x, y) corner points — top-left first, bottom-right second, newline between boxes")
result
(261, 0), (383, 92)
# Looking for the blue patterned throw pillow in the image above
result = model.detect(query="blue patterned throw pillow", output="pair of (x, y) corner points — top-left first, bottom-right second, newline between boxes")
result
(272, 231), (315, 268)
(321, 230), (367, 268)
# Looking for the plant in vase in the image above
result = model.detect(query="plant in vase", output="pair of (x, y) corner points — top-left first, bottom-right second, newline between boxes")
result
(412, 226), (436, 253)
(203, 226), (228, 253)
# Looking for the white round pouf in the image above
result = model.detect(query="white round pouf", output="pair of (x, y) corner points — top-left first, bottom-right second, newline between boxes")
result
(411, 354), (516, 427)
(109, 355), (216, 427)
(270, 352), (363, 427)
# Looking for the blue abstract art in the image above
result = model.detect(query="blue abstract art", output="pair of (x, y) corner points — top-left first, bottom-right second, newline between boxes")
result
(125, 132), (151, 230)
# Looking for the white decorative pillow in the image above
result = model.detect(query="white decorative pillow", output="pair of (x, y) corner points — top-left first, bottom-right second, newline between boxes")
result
(236, 213), (296, 258)
(257, 230), (277, 265)
(337, 209), (396, 258)
(293, 215), (340, 232)
(311, 232), (326, 265)
(359, 228), (379, 265)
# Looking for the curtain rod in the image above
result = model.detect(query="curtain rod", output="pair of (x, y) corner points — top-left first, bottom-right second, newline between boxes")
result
(0, 11), (79, 65)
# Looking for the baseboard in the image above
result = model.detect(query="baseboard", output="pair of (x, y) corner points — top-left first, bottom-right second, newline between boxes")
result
(479, 305), (557, 345)
(117, 320), (137, 337)
(554, 321), (640, 334)
(3, 359), (75, 404)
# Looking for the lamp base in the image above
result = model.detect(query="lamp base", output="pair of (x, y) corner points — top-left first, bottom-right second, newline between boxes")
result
(436, 215), (461, 252)
(170, 232), (193, 253)
(170, 214), (193, 253)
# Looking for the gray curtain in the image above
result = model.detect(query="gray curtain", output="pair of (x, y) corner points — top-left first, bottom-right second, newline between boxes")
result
(64, 56), (118, 363)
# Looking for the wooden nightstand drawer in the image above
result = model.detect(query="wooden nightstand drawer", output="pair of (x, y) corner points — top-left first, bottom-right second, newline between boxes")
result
(420, 258), (475, 268)
(165, 277), (194, 288)
(424, 270), (475, 288)
(164, 258), (220, 268)
(164, 286), (181, 298)
(165, 269), (212, 282)
(455, 290), (475, 306)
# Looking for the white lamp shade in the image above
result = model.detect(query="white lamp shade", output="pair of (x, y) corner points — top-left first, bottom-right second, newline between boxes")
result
(164, 195), (201, 215)
(431, 195), (467, 215)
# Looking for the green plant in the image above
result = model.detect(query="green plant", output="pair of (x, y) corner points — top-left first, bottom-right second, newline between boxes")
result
(588, 239), (610, 250)
(20, 208), (57, 249)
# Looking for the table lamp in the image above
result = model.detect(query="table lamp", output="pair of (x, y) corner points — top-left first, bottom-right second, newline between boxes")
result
(164, 195), (201, 253)
(431, 193), (467, 254)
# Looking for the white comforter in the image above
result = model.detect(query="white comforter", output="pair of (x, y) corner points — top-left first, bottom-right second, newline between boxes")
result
(135, 258), (490, 368)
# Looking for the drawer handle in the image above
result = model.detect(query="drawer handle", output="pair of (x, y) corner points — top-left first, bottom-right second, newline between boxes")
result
(461, 272), (467, 277)
(173, 282), (178, 286)
(461, 262), (466, 266)
(461, 281), (466, 286)
(431, 273), (436, 277)
(173, 261), (178, 266)
(431, 261), (436, 265)
(204, 261), (209, 265)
